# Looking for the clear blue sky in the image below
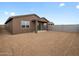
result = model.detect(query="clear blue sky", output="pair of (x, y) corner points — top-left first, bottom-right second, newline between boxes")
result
(0, 2), (79, 25)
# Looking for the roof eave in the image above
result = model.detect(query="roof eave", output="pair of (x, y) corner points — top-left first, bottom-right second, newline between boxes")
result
(5, 17), (13, 24)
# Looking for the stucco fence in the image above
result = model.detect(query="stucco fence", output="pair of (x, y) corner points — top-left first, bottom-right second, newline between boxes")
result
(48, 25), (79, 32)
(0, 25), (5, 33)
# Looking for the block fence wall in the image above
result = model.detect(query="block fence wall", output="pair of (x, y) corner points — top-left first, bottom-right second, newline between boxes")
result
(48, 25), (79, 32)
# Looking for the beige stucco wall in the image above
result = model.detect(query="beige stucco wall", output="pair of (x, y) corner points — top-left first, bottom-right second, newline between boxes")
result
(5, 20), (13, 33)
(12, 15), (40, 34)
(48, 22), (54, 31)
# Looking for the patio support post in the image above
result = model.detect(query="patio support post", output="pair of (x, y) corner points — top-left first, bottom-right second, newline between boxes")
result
(41, 23), (42, 30)
(35, 20), (38, 33)
(47, 23), (48, 31)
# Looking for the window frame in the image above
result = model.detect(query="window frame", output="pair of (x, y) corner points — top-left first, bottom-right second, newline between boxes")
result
(21, 20), (30, 28)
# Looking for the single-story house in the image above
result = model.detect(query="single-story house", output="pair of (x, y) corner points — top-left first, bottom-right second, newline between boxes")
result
(5, 14), (50, 34)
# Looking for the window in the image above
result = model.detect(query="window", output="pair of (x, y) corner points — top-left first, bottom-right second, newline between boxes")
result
(21, 20), (30, 28)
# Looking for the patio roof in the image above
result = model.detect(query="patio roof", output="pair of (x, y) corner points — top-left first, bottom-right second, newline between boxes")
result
(32, 17), (49, 23)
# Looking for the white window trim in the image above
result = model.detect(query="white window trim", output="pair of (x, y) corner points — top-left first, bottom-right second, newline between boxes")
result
(21, 20), (30, 28)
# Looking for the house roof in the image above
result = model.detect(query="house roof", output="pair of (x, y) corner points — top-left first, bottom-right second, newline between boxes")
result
(5, 14), (49, 24)
(48, 22), (54, 25)
(32, 17), (49, 23)
(5, 17), (13, 24)
(40, 17), (49, 22)
(9, 14), (40, 18)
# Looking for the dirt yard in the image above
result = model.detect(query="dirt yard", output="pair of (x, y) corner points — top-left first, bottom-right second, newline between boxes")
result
(0, 29), (79, 56)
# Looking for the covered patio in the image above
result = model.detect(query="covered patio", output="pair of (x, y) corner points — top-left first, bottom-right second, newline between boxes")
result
(32, 18), (49, 33)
